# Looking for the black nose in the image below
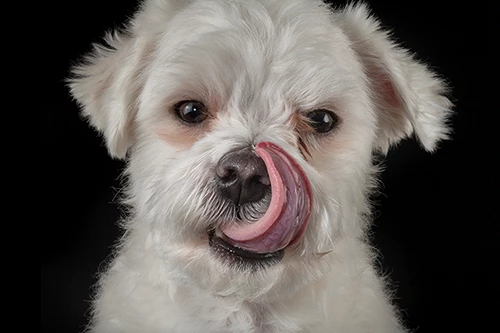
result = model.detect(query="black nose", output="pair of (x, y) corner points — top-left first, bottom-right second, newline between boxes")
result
(216, 148), (270, 205)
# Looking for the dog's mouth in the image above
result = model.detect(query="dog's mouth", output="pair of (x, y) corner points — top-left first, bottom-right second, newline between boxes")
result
(209, 142), (312, 266)
(209, 229), (284, 266)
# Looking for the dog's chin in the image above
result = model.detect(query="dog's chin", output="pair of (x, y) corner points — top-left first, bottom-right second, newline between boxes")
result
(208, 229), (284, 271)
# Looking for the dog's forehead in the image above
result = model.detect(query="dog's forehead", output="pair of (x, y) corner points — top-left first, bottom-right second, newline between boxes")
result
(144, 0), (364, 115)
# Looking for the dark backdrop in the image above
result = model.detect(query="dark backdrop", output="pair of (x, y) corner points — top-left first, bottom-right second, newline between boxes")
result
(42, 1), (493, 332)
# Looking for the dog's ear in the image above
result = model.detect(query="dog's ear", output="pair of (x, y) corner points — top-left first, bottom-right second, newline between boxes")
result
(336, 3), (453, 154)
(68, 0), (193, 159)
(67, 0), (187, 159)
(67, 29), (148, 159)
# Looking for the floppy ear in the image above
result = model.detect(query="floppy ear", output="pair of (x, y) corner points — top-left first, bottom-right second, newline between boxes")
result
(67, 0), (193, 159)
(68, 23), (161, 160)
(67, 29), (149, 159)
(337, 3), (453, 154)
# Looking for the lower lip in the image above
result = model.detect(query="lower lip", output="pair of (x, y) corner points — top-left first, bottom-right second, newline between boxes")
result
(208, 230), (284, 261)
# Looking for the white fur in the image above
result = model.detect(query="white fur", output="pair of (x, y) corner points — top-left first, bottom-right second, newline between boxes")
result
(68, 1), (452, 332)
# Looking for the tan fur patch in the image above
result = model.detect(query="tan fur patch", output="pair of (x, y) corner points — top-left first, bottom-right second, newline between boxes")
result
(154, 97), (221, 150)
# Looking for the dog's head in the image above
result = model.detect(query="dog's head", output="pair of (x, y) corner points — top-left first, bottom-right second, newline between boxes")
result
(69, 0), (451, 301)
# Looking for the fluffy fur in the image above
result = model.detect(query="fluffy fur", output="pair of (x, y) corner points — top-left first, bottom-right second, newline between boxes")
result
(68, 0), (452, 332)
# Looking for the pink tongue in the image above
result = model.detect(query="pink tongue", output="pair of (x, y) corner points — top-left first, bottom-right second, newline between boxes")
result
(221, 142), (312, 253)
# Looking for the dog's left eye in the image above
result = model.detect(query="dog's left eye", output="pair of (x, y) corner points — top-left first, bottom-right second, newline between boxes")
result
(306, 109), (339, 133)
(174, 100), (208, 124)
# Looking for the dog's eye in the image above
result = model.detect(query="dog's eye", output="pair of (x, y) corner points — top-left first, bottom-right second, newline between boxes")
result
(174, 101), (208, 124)
(306, 110), (339, 133)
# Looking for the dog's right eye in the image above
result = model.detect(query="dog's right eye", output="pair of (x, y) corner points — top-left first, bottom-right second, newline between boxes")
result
(306, 109), (339, 134)
(174, 101), (208, 124)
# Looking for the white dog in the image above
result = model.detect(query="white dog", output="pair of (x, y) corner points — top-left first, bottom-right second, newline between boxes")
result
(69, 0), (452, 332)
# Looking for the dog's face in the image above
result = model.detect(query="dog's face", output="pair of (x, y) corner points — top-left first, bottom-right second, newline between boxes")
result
(69, 0), (451, 302)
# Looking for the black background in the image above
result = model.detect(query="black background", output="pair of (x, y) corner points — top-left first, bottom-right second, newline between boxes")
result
(42, 1), (494, 332)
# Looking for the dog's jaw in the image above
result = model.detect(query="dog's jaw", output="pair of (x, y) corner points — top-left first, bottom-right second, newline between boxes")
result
(123, 131), (344, 303)
(208, 229), (285, 270)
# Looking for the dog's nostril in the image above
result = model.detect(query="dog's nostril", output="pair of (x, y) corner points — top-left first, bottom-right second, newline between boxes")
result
(254, 174), (270, 186)
(217, 166), (238, 184)
(250, 174), (270, 187)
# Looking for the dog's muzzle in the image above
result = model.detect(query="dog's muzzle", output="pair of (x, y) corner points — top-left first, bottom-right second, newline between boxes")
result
(210, 142), (312, 262)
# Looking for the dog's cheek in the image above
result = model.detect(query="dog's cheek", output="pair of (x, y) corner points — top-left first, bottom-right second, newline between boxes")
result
(154, 122), (206, 150)
(300, 132), (356, 174)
